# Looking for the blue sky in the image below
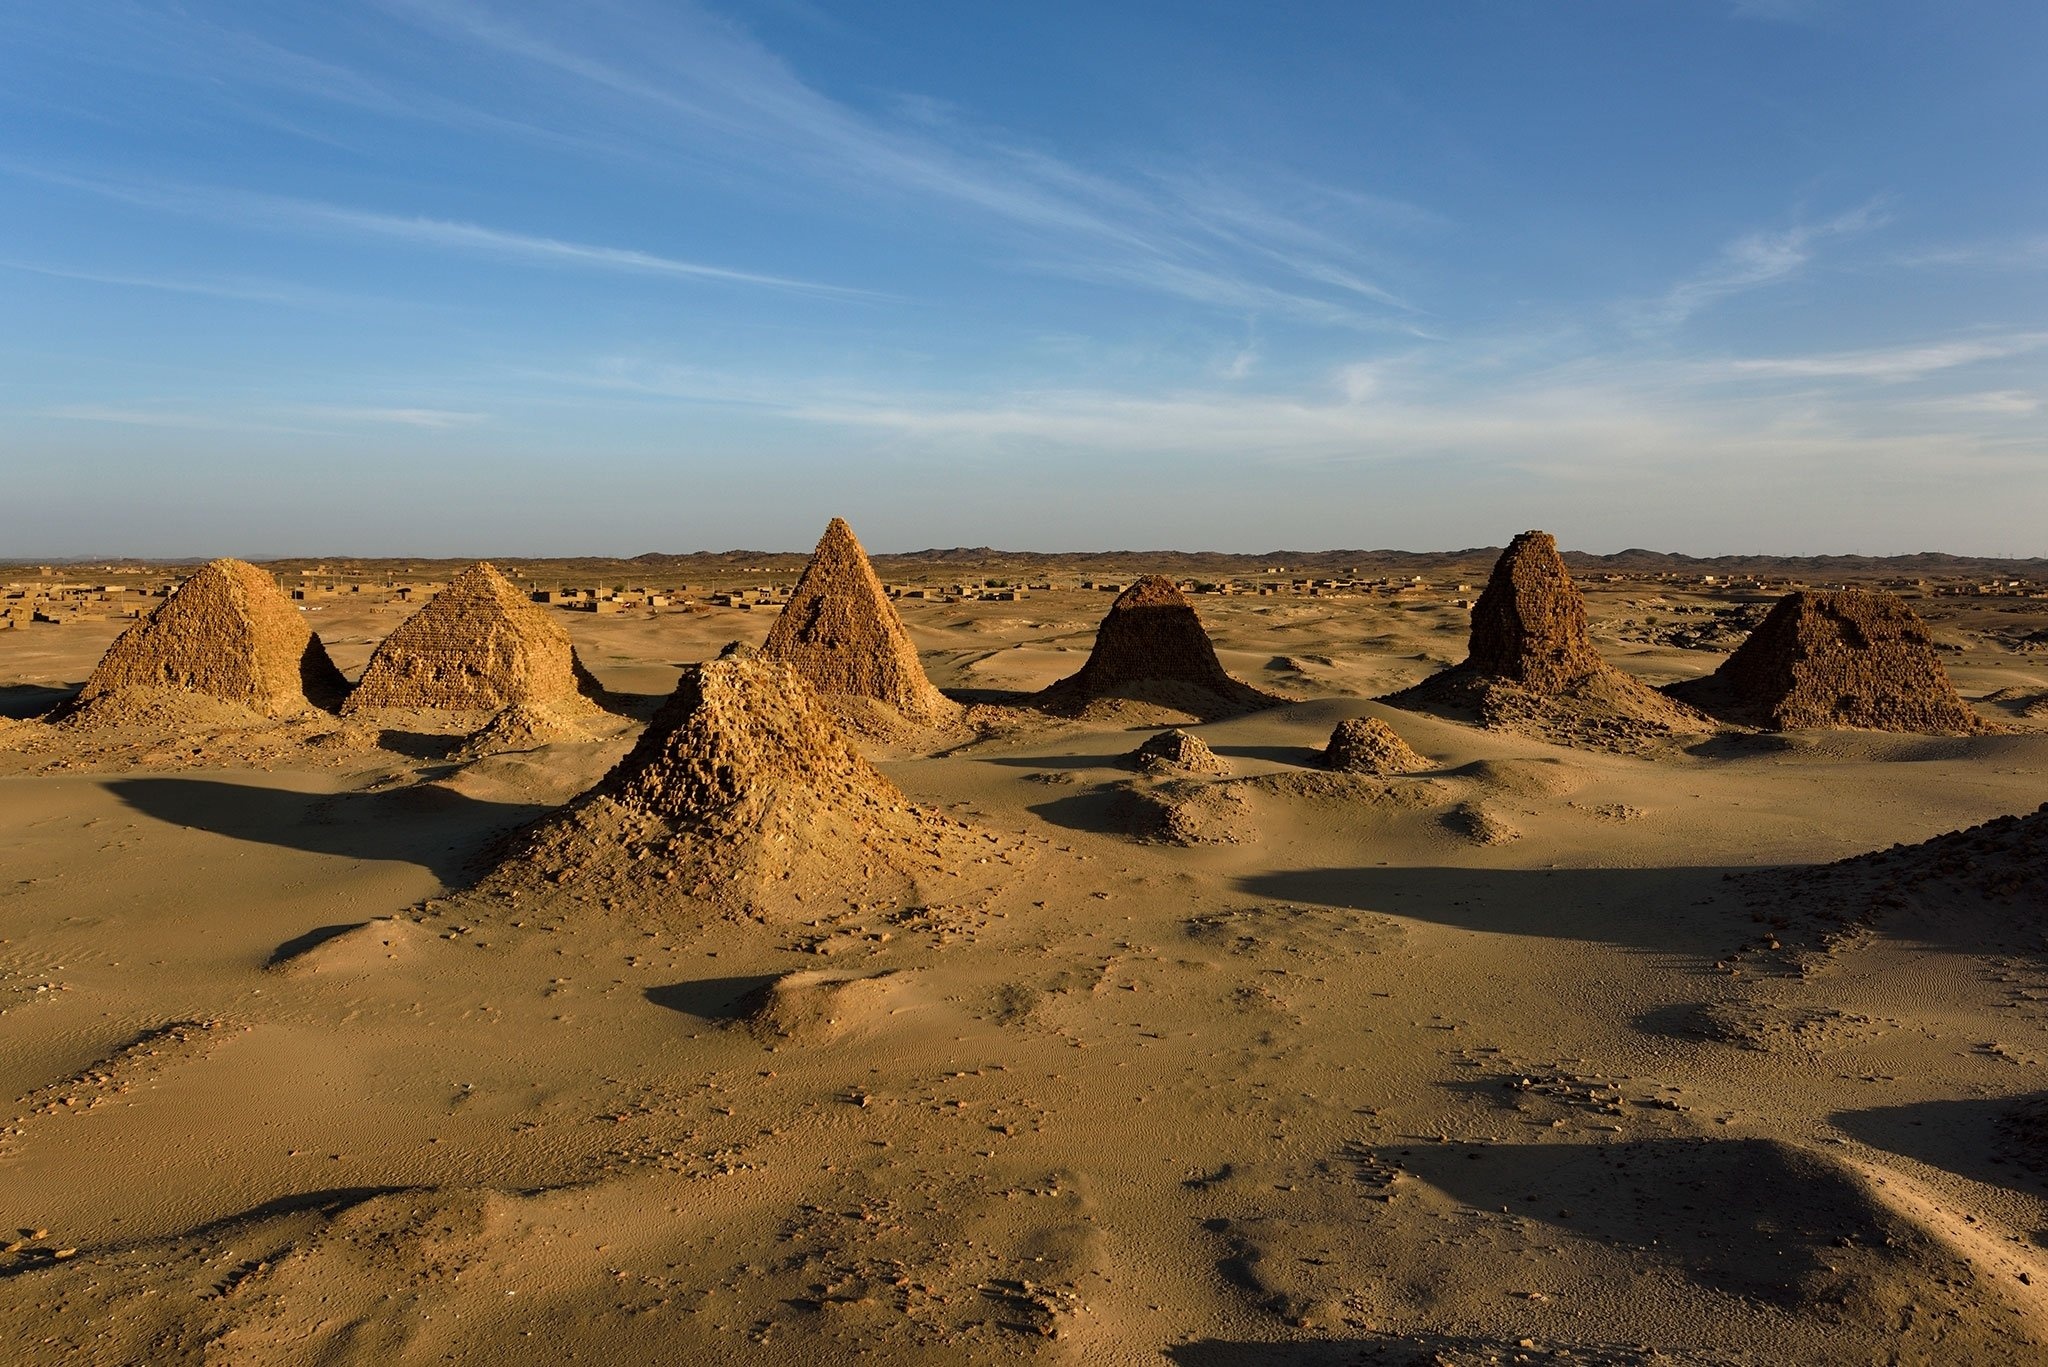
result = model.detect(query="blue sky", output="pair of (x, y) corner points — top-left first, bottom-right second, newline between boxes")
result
(2, 1), (2044, 557)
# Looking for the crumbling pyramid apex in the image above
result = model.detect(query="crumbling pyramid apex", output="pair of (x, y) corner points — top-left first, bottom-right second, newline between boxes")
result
(342, 561), (602, 714)
(1464, 530), (1603, 690)
(79, 558), (346, 717)
(605, 656), (896, 824)
(1673, 589), (1979, 733)
(760, 518), (956, 725)
(1039, 575), (1277, 719)
(499, 657), (983, 912)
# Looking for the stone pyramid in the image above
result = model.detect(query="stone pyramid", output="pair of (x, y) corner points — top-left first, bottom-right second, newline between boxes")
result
(760, 518), (955, 725)
(76, 558), (347, 718)
(497, 657), (983, 913)
(343, 562), (603, 715)
(1387, 531), (1709, 749)
(1038, 575), (1278, 719)
(1669, 589), (1979, 733)
(1464, 530), (1608, 689)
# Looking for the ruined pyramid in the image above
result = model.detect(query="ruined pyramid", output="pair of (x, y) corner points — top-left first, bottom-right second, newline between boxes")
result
(74, 558), (347, 720)
(1037, 576), (1279, 720)
(759, 518), (957, 726)
(1668, 589), (1980, 733)
(1387, 531), (1709, 749)
(342, 562), (603, 715)
(496, 657), (986, 915)
(1321, 716), (1431, 775)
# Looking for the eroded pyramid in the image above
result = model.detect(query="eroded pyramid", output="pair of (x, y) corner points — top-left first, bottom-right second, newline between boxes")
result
(1464, 530), (1608, 689)
(760, 518), (955, 725)
(75, 559), (346, 719)
(1321, 717), (1431, 775)
(1669, 589), (1979, 733)
(342, 562), (602, 715)
(497, 657), (985, 913)
(1387, 532), (1709, 749)
(1038, 576), (1278, 719)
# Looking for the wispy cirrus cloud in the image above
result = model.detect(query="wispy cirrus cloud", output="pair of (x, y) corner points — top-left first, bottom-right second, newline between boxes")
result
(1623, 203), (1888, 332)
(34, 402), (487, 433)
(371, 0), (1423, 327)
(1711, 331), (2048, 382)
(4, 163), (880, 299)
(0, 257), (366, 309)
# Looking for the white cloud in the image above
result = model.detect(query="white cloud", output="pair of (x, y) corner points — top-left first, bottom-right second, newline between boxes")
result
(1624, 203), (1887, 331)
(1713, 332), (2048, 382)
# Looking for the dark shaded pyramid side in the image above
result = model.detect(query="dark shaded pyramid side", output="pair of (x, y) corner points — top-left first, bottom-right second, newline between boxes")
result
(1037, 575), (1279, 720)
(1668, 589), (1980, 733)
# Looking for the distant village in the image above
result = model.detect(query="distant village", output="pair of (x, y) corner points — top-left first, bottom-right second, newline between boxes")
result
(4, 560), (2045, 633)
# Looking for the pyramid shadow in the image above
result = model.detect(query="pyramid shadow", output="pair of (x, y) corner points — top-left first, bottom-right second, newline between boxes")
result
(1831, 1095), (2046, 1196)
(643, 975), (783, 1021)
(1025, 787), (1130, 836)
(1209, 743), (1321, 766)
(0, 682), (75, 719)
(1235, 864), (1749, 954)
(107, 777), (548, 884)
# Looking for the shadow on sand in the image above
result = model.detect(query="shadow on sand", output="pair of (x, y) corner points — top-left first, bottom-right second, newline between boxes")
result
(1236, 863), (1753, 956)
(107, 776), (549, 884)
(643, 975), (784, 1022)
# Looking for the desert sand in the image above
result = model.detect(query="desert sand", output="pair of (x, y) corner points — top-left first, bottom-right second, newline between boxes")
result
(2, 536), (2047, 1365)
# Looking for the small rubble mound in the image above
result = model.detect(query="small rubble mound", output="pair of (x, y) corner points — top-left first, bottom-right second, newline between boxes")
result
(70, 559), (347, 719)
(495, 657), (991, 915)
(343, 562), (603, 716)
(1125, 728), (1230, 775)
(1037, 575), (1280, 720)
(1669, 589), (1982, 733)
(1386, 532), (1711, 750)
(735, 969), (908, 1048)
(1115, 778), (1255, 845)
(1443, 800), (1520, 845)
(451, 702), (591, 760)
(1320, 716), (1429, 775)
(1744, 802), (2048, 959)
(760, 518), (957, 726)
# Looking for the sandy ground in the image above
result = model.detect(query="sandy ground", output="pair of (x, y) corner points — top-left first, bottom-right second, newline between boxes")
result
(2, 584), (2047, 1364)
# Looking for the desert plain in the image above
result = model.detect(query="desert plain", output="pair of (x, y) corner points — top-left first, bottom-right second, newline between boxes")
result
(2, 534), (2047, 1366)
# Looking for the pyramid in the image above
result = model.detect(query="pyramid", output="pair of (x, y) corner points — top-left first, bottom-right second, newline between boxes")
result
(75, 559), (346, 718)
(1321, 717), (1430, 775)
(1464, 530), (1607, 689)
(1387, 532), (1710, 749)
(498, 657), (983, 912)
(759, 518), (955, 725)
(1038, 576), (1279, 719)
(342, 562), (603, 715)
(1668, 589), (1979, 733)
